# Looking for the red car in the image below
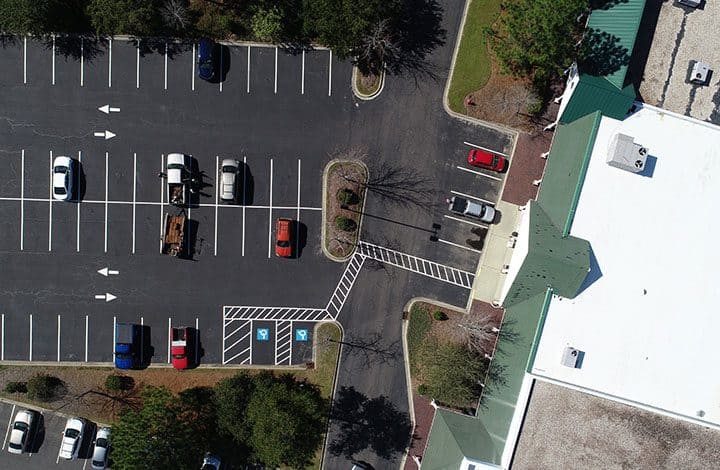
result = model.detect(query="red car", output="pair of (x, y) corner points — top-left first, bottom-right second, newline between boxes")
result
(467, 148), (507, 172)
(171, 327), (190, 370)
(275, 218), (293, 258)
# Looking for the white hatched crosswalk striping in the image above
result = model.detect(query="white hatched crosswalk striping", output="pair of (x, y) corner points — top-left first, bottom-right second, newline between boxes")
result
(325, 253), (366, 319)
(222, 319), (252, 365)
(356, 241), (475, 289)
(275, 321), (293, 365)
(223, 306), (330, 322)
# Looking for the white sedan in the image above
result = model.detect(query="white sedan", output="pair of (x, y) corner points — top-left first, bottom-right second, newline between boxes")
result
(7, 409), (36, 454)
(59, 417), (85, 460)
(52, 156), (74, 201)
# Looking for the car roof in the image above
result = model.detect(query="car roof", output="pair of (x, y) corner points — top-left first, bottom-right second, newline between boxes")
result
(53, 156), (71, 166)
(15, 410), (34, 423)
(470, 148), (494, 162)
(221, 158), (238, 167)
(66, 417), (84, 429)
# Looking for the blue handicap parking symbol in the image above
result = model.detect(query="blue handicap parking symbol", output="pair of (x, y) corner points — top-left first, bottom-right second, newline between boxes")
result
(256, 328), (270, 341)
(295, 329), (308, 342)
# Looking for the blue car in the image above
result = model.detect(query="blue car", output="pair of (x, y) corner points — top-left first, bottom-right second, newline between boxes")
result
(197, 39), (216, 81)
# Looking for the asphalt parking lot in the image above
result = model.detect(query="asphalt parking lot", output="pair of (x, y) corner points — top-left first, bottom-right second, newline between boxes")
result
(0, 34), (510, 372)
(0, 400), (102, 469)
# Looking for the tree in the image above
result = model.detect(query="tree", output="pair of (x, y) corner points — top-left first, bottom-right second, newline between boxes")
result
(485, 0), (588, 88)
(251, 4), (283, 42)
(355, 19), (400, 75)
(453, 313), (500, 356)
(160, 0), (190, 34)
(419, 337), (486, 406)
(0, 0), (57, 35)
(27, 374), (64, 402)
(86, 0), (162, 37)
(245, 373), (327, 468)
(214, 372), (255, 444)
(111, 386), (207, 469)
(303, 0), (402, 59)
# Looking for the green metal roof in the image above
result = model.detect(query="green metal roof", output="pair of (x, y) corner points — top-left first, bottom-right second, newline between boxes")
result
(502, 202), (590, 308)
(475, 289), (551, 464)
(559, 75), (635, 123)
(421, 408), (500, 469)
(585, 0), (647, 89)
(538, 111), (601, 234)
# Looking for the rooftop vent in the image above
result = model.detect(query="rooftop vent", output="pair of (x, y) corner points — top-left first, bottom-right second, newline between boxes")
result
(561, 346), (583, 368)
(677, 0), (701, 8)
(690, 61), (711, 85)
(607, 133), (647, 174)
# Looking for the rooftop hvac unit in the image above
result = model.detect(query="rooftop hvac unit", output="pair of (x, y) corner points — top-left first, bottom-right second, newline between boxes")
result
(606, 133), (647, 173)
(561, 347), (583, 368)
(690, 61), (711, 85)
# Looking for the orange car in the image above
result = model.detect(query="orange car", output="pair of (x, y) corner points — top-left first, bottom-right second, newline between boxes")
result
(275, 218), (293, 257)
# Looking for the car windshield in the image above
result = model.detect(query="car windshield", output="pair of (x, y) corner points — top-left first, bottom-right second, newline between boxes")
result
(200, 61), (213, 71)
(492, 156), (499, 166)
(278, 241), (290, 247)
(13, 422), (28, 431)
(167, 163), (184, 170)
(55, 187), (67, 195)
(173, 354), (186, 359)
(92, 460), (105, 466)
(65, 428), (79, 439)
(95, 437), (108, 448)
(54, 166), (67, 173)
(8, 441), (22, 450)
(222, 166), (235, 172)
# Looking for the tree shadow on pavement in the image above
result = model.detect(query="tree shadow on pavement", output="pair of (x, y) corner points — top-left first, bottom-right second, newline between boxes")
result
(337, 332), (403, 370)
(329, 386), (414, 460)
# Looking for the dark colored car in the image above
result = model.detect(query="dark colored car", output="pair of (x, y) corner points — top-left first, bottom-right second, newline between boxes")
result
(197, 39), (216, 81)
(467, 148), (507, 172)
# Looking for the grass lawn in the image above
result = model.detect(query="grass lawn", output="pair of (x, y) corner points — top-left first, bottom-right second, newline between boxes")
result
(407, 304), (433, 376)
(447, 0), (502, 113)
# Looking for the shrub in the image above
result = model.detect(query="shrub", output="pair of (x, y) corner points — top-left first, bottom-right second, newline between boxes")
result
(433, 310), (448, 321)
(5, 381), (27, 394)
(334, 216), (357, 232)
(417, 384), (429, 396)
(27, 374), (63, 402)
(106, 374), (134, 391)
(336, 188), (360, 206)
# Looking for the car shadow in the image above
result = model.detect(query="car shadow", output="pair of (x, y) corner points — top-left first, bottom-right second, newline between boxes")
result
(29, 412), (45, 453)
(182, 218), (200, 261)
(139, 325), (154, 369)
(293, 221), (308, 259)
(191, 327), (205, 369)
(218, 44), (231, 83)
(240, 161), (254, 206)
(78, 420), (97, 459)
(73, 159), (86, 202)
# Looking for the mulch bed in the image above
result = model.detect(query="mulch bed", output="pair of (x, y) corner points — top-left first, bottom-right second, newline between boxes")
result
(356, 71), (380, 96)
(324, 161), (368, 258)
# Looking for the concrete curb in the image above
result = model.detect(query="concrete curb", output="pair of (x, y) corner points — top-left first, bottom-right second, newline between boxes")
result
(318, 320), (346, 470)
(0, 360), (306, 370)
(351, 65), (386, 101)
(320, 159), (369, 263)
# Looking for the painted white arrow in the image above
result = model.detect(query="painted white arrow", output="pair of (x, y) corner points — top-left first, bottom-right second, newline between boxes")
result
(97, 267), (120, 276)
(93, 130), (116, 140)
(94, 293), (117, 302)
(98, 104), (121, 114)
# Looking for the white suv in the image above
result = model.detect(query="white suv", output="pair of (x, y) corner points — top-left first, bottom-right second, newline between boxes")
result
(59, 417), (85, 460)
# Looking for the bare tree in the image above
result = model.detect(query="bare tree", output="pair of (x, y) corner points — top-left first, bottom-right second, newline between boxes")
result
(161, 0), (190, 32)
(356, 19), (401, 75)
(453, 313), (500, 357)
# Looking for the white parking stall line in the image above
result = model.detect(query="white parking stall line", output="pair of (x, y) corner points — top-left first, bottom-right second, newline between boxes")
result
(104, 152), (109, 253)
(214, 156), (219, 256)
(136, 40), (140, 88)
(195, 317), (199, 365)
(85, 315), (89, 362)
(132, 152), (137, 254)
(191, 43), (195, 91)
(20, 150), (24, 251)
(164, 43), (168, 90)
(28, 314), (32, 361)
(108, 37), (112, 88)
(274, 46), (278, 94)
(80, 37), (84, 86)
(112, 316), (116, 363)
(1, 313), (4, 361)
(443, 214), (489, 229)
(451, 190), (494, 206)
(242, 156), (247, 256)
(456, 165), (502, 181)
(328, 50), (332, 96)
(438, 238), (482, 254)
(219, 47), (223, 92)
(464, 140), (508, 157)
(221, 310), (226, 364)
(301, 50), (305, 94)
(159, 154), (164, 253)
(296, 158), (301, 254)
(77, 150), (82, 252)
(167, 317), (171, 364)
(57, 314), (61, 362)
(52, 34), (56, 85)
(246, 46), (251, 93)
(23, 36), (27, 84)
(140, 316), (144, 365)
(48, 151), (53, 252)
(83, 454), (88, 469)
(3, 404), (15, 450)
(268, 158), (273, 258)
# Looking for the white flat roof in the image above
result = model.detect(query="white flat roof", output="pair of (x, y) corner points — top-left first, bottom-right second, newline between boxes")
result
(532, 105), (720, 427)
